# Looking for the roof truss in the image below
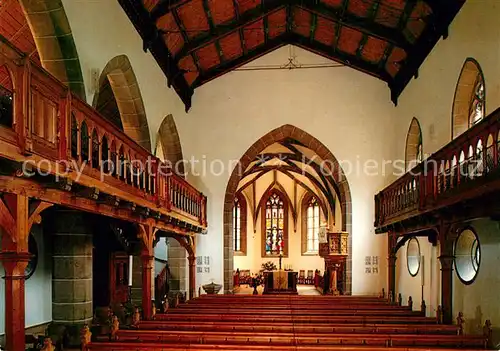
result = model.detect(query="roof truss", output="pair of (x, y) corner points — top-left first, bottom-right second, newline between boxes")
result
(119, 0), (465, 111)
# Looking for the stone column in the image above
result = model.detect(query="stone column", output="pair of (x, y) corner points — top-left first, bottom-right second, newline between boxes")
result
(50, 210), (93, 344)
(141, 255), (153, 320)
(167, 239), (186, 295)
(0, 251), (30, 351)
(188, 255), (196, 300)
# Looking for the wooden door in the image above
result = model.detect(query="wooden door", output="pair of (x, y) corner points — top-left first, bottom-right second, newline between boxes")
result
(110, 252), (129, 304)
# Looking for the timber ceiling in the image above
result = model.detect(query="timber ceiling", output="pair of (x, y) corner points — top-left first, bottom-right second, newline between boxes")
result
(0, 0), (40, 63)
(0, 0), (40, 92)
(119, 0), (465, 111)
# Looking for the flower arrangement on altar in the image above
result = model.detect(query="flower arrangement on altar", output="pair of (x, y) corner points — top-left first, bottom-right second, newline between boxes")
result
(261, 261), (277, 271)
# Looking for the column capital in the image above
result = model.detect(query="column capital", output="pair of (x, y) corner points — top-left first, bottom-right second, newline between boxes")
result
(438, 254), (454, 270)
(0, 251), (31, 277)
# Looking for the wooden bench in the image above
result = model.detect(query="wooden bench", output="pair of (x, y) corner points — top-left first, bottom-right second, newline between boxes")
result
(87, 342), (487, 351)
(162, 308), (422, 317)
(153, 313), (435, 324)
(114, 329), (485, 348)
(136, 320), (459, 335)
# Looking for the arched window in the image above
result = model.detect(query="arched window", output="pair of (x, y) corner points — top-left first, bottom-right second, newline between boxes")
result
(452, 59), (485, 138)
(233, 193), (247, 255)
(91, 129), (99, 169)
(0, 65), (14, 128)
(405, 118), (423, 171)
(469, 78), (485, 126)
(71, 114), (79, 159)
(306, 196), (320, 253)
(80, 122), (89, 162)
(262, 191), (288, 257)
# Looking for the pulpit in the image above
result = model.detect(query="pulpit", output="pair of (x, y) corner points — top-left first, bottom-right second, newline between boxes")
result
(263, 271), (298, 295)
(319, 232), (348, 295)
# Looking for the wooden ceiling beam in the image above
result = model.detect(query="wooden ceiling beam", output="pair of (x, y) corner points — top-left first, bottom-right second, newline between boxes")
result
(389, 0), (465, 104)
(191, 32), (291, 88)
(290, 32), (392, 83)
(118, 0), (193, 111)
(174, 2), (287, 62)
(293, 1), (412, 51)
(150, 0), (191, 20)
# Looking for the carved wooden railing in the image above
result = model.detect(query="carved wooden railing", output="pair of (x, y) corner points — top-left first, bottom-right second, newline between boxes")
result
(375, 106), (500, 229)
(0, 37), (207, 227)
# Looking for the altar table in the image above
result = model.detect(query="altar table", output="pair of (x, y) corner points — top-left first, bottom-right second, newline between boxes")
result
(263, 270), (298, 295)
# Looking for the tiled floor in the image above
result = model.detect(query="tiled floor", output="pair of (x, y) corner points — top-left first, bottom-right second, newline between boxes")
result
(233, 284), (320, 295)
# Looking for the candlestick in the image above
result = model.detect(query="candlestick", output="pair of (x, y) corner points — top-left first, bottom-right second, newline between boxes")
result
(128, 255), (133, 286)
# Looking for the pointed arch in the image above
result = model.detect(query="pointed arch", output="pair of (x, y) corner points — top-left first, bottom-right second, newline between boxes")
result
(405, 117), (423, 171)
(18, 0), (85, 98)
(452, 58), (485, 139)
(155, 114), (185, 177)
(232, 192), (247, 256)
(223, 125), (352, 293)
(301, 192), (326, 256)
(93, 55), (152, 151)
(0, 64), (14, 128)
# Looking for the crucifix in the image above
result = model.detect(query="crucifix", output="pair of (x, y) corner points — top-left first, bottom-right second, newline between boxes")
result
(279, 253), (283, 271)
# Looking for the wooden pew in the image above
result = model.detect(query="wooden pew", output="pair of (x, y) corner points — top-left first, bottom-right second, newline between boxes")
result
(153, 313), (435, 324)
(137, 321), (459, 335)
(114, 329), (485, 348)
(136, 320), (460, 335)
(160, 308), (422, 317)
(88, 342), (486, 351)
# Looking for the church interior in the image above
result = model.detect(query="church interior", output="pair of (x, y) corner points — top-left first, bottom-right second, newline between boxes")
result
(0, 0), (499, 350)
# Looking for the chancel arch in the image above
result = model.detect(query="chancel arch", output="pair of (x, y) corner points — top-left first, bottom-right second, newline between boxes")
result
(452, 58), (485, 139)
(225, 125), (352, 294)
(405, 117), (423, 171)
(93, 55), (152, 151)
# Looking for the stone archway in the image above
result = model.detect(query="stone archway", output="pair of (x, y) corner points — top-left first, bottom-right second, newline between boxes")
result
(223, 125), (352, 293)
(155, 114), (185, 176)
(93, 55), (152, 151)
(19, 0), (85, 98)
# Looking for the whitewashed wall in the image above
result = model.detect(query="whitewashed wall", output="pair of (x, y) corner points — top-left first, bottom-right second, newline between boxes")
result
(0, 225), (52, 337)
(392, 0), (500, 332)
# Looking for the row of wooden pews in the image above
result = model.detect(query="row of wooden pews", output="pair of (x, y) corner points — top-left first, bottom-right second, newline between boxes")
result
(86, 294), (492, 351)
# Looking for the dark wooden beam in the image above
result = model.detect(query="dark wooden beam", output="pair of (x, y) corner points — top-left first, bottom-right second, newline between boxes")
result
(150, 0), (190, 20)
(293, 1), (412, 51)
(171, 5), (202, 72)
(191, 32), (291, 88)
(390, 0), (465, 104)
(290, 32), (392, 82)
(202, 0), (224, 64)
(118, 0), (193, 111)
(174, 2), (287, 62)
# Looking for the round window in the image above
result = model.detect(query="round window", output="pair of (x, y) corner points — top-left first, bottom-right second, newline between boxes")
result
(407, 237), (421, 277)
(454, 228), (480, 284)
(25, 234), (38, 279)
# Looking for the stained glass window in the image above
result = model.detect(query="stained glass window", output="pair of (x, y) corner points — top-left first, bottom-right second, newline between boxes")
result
(306, 197), (320, 253)
(469, 78), (485, 127)
(233, 197), (241, 252)
(265, 192), (285, 256)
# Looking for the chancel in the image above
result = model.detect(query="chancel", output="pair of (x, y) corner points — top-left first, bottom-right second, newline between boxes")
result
(0, 0), (498, 350)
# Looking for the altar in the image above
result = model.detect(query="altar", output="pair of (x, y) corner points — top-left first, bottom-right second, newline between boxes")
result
(262, 270), (298, 295)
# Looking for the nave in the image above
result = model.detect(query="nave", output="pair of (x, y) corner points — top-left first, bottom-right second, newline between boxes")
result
(87, 294), (492, 351)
